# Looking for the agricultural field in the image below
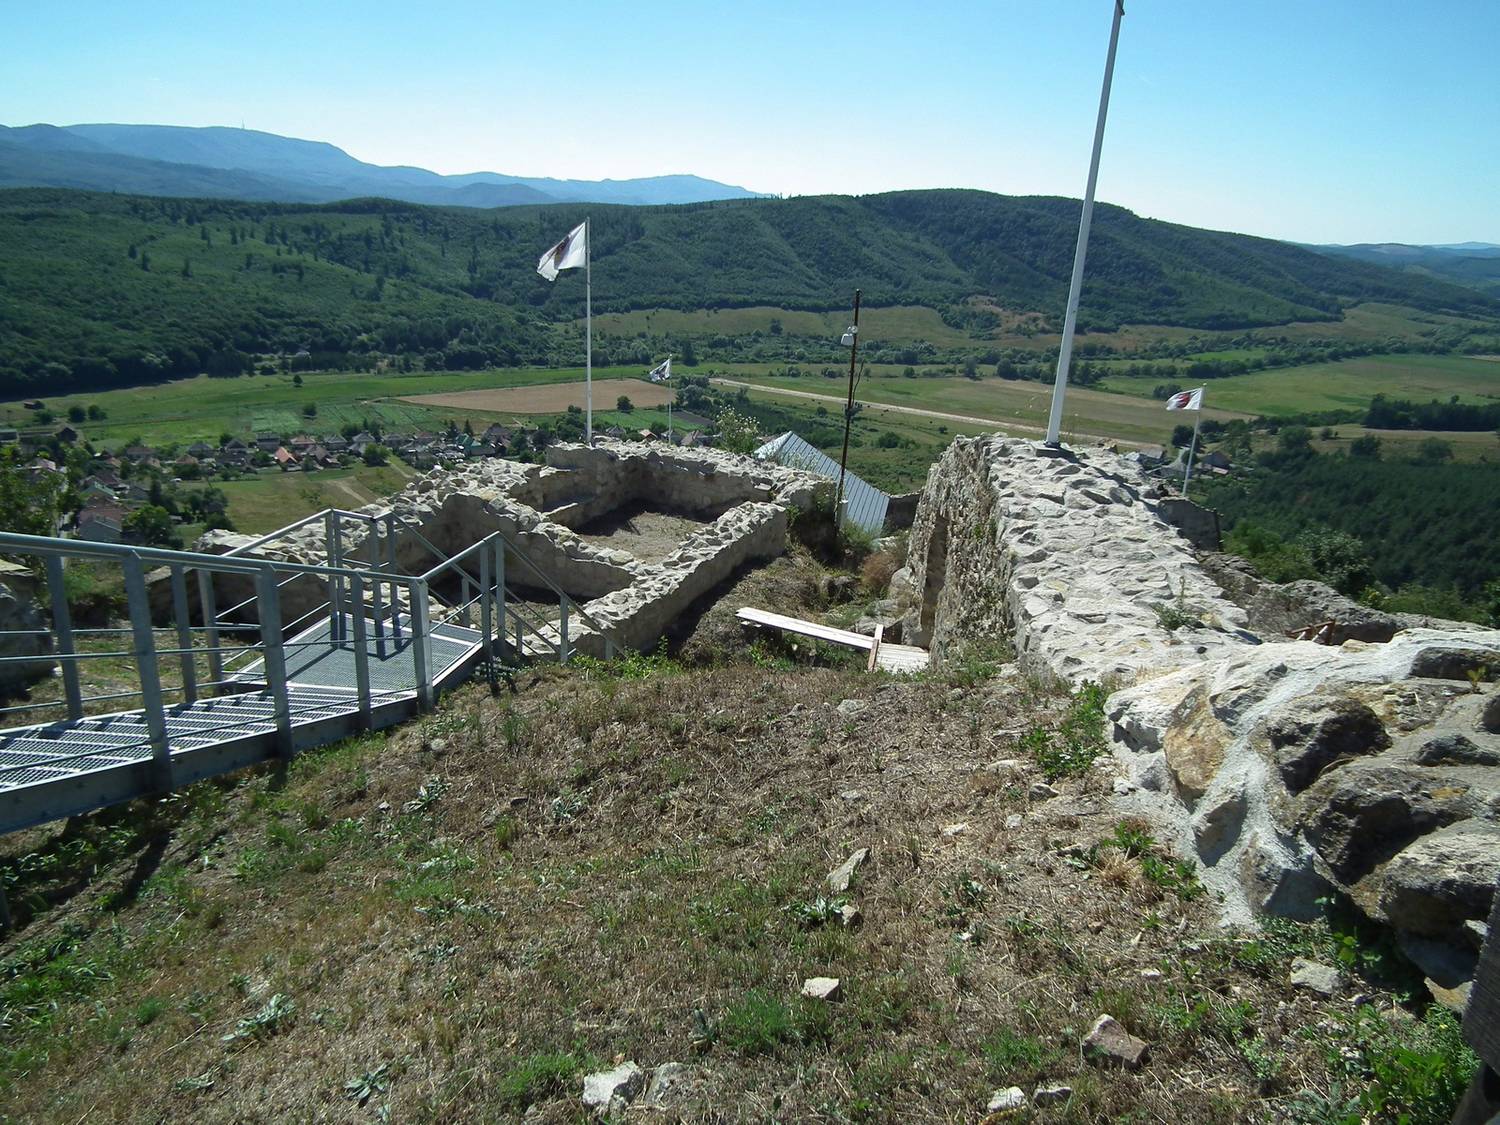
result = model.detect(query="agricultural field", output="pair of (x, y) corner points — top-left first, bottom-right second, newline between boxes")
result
(0, 366), (648, 448)
(1098, 353), (1500, 415)
(720, 368), (1249, 447)
(591, 300), (1494, 356)
(211, 463), (416, 534)
(399, 377), (672, 416)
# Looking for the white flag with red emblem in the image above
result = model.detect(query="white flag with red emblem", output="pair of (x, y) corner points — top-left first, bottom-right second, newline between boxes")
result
(1165, 387), (1204, 411)
(536, 221), (587, 281)
(648, 357), (672, 383)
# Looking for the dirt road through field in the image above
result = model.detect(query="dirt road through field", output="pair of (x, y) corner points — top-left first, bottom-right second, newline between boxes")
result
(709, 378), (1144, 447)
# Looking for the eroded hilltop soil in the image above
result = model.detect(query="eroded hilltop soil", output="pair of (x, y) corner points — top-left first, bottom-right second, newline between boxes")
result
(0, 609), (1473, 1122)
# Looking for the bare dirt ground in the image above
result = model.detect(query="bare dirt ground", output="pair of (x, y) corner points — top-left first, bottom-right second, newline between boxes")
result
(572, 502), (715, 565)
(399, 378), (672, 415)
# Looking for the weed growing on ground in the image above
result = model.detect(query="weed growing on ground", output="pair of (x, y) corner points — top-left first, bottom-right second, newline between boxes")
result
(573, 640), (682, 680)
(221, 993), (295, 1043)
(939, 639), (1015, 689)
(495, 1052), (589, 1109)
(1306, 1005), (1476, 1125)
(1022, 681), (1109, 780)
(788, 896), (848, 927)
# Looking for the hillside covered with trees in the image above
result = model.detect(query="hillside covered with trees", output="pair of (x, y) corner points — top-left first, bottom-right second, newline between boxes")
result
(2, 187), (1496, 396)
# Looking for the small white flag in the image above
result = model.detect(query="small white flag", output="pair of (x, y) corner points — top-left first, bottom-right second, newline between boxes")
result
(536, 220), (587, 281)
(1165, 387), (1204, 411)
(648, 357), (672, 383)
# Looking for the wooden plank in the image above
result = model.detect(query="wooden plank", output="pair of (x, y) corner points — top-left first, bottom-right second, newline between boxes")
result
(866, 623), (884, 673)
(736, 607), (875, 651)
(875, 644), (931, 673)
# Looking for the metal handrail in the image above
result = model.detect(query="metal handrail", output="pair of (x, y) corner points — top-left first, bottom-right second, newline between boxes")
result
(0, 531), (419, 585)
(409, 524), (619, 652)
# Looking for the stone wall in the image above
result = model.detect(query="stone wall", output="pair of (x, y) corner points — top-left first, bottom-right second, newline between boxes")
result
(892, 436), (1254, 683)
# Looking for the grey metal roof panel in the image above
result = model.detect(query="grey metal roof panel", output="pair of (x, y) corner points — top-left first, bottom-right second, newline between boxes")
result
(754, 432), (889, 536)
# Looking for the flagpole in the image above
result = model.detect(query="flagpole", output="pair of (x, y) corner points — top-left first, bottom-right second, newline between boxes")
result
(1182, 408), (1202, 497)
(585, 217), (593, 445)
(667, 354), (673, 439)
(1045, 0), (1125, 447)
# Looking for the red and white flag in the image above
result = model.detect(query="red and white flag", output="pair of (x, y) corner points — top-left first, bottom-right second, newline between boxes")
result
(536, 221), (587, 281)
(648, 357), (672, 383)
(1165, 387), (1204, 411)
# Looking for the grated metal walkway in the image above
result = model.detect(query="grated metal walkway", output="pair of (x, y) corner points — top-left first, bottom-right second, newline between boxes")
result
(0, 616), (484, 835)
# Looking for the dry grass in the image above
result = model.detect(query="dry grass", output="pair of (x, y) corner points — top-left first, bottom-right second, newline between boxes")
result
(0, 648), (1454, 1123)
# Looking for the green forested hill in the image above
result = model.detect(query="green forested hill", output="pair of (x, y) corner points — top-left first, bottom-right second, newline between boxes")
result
(1, 187), (1495, 395)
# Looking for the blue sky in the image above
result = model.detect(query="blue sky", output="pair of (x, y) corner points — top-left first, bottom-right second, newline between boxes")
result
(4, 1), (1496, 244)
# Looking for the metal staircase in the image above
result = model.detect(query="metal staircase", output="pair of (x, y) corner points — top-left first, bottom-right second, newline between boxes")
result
(0, 509), (620, 836)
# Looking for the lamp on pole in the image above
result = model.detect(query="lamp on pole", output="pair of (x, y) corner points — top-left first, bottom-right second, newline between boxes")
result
(835, 290), (862, 529)
(1045, 1), (1125, 447)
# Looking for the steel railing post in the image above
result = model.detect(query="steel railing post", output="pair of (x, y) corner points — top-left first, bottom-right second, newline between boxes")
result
(479, 545), (492, 665)
(256, 566), (293, 759)
(325, 510), (344, 645)
(494, 540), (507, 661)
(196, 569), (223, 690)
(350, 573), (371, 729)
(460, 577), (472, 628)
(370, 530), (387, 658)
(45, 555), (82, 721)
(411, 581), (433, 711)
(559, 594), (571, 665)
(122, 554), (172, 791)
(386, 514), (403, 644)
(169, 564), (198, 704)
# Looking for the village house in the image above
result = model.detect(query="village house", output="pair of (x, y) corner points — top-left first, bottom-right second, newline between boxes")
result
(123, 444), (156, 463)
(187, 441), (217, 459)
(254, 432), (282, 454)
(273, 447), (300, 470)
(76, 505), (127, 544)
(79, 477), (117, 503)
(53, 425), (79, 444)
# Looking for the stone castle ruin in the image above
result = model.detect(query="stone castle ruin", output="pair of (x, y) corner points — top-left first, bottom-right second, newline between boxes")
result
(196, 441), (824, 657)
(890, 434), (1499, 1005)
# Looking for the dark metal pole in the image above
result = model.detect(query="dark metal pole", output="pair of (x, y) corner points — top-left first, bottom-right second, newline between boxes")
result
(835, 289), (862, 529)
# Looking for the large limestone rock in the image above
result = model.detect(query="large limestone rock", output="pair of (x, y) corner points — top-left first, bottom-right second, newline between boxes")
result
(1110, 628), (1500, 973)
(0, 582), (51, 694)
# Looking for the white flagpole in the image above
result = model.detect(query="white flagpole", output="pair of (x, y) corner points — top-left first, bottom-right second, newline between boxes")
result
(585, 218), (593, 445)
(1182, 409), (1202, 497)
(1045, 0), (1125, 447)
(666, 353), (673, 439)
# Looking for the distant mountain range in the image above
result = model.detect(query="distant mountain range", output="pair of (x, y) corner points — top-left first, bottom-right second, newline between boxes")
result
(1309, 241), (1500, 298)
(0, 123), (767, 208)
